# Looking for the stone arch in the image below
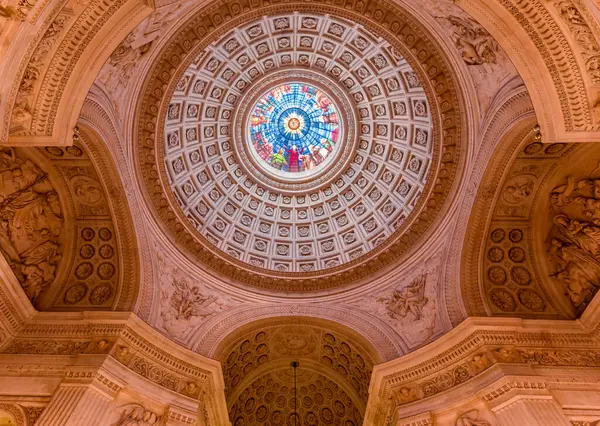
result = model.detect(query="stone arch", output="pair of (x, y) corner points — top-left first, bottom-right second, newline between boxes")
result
(458, 96), (600, 318)
(450, 81), (537, 319)
(79, 92), (155, 320)
(455, 0), (600, 142)
(191, 304), (403, 362)
(0, 124), (140, 310)
(0, 0), (153, 145)
(212, 316), (380, 426)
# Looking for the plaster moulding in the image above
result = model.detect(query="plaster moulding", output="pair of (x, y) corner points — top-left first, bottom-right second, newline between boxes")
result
(0, 0), (154, 146)
(455, 0), (600, 142)
(363, 304), (600, 426)
(0, 310), (231, 425)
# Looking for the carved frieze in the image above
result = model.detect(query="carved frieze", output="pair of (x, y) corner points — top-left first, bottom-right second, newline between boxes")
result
(554, 0), (600, 85)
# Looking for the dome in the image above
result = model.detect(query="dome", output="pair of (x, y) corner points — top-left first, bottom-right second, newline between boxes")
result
(247, 82), (342, 180)
(5, 0), (600, 424)
(159, 10), (454, 288)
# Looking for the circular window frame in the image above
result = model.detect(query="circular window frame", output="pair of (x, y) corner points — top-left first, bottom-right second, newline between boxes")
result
(233, 69), (358, 194)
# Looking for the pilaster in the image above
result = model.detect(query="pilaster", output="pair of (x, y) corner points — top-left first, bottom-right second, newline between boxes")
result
(35, 367), (123, 426)
(483, 379), (571, 426)
(491, 396), (570, 426)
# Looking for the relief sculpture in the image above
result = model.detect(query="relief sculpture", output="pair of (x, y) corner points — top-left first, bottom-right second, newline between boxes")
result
(379, 274), (429, 321)
(158, 254), (237, 337)
(350, 257), (441, 347)
(445, 15), (499, 66)
(0, 148), (63, 302)
(112, 403), (162, 426)
(548, 175), (600, 311)
(456, 410), (492, 426)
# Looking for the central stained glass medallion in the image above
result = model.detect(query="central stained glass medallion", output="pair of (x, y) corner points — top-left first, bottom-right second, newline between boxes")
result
(248, 83), (341, 175)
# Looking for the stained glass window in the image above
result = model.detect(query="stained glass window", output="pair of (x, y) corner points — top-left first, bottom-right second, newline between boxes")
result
(249, 83), (340, 174)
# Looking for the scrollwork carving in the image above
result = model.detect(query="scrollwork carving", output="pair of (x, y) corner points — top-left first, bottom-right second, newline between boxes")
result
(554, 0), (600, 85)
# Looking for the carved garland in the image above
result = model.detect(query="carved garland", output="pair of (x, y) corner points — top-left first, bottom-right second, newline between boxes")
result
(135, 0), (464, 292)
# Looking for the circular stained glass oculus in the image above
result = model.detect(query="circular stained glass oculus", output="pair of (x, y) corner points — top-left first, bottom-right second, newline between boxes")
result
(248, 83), (341, 177)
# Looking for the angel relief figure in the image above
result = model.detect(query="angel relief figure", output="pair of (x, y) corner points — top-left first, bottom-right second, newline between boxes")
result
(171, 277), (217, 320)
(158, 269), (231, 337)
(111, 403), (162, 426)
(446, 15), (498, 65)
(379, 274), (429, 321)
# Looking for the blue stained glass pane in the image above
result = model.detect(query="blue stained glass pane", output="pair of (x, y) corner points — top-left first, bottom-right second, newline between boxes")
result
(249, 83), (340, 174)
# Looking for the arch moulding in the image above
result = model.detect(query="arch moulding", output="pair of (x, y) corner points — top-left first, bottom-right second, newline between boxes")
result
(454, 0), (600, 143)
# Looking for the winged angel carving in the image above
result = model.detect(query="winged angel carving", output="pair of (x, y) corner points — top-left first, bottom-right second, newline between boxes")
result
(349, 258), (441, 347)
(445, 15), (498, 66)
(158, 254), (236, 337)
(456, 410), (491, 426)
(111, 403), (162, 426)
(379, 274), (429, 320)
(170, 277), (217, 320)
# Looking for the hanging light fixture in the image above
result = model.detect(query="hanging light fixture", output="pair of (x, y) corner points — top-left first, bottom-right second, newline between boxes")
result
(291, 361), (299, 426)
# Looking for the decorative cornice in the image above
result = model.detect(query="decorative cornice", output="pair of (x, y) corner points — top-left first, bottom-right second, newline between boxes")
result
(365, 315), (600, 425)
(0, 310), (228, 423)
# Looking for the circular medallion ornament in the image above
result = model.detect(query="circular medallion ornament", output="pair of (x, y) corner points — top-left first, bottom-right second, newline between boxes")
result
(490, 288), (516, 312)
(64, 283), (87, 304)
(90, 284), (112, 305)
(248, 83), (341, 178)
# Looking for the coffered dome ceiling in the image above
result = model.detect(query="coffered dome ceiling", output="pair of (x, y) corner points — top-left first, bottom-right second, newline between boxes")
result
(6, 0), (600, 422)
(138, 2), (462, 292)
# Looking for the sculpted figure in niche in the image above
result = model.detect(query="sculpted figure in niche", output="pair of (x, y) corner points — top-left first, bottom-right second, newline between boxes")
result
(548, 175), (600, 311)
(445, 15), (498, 65)
(0, 148), (63, 302)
